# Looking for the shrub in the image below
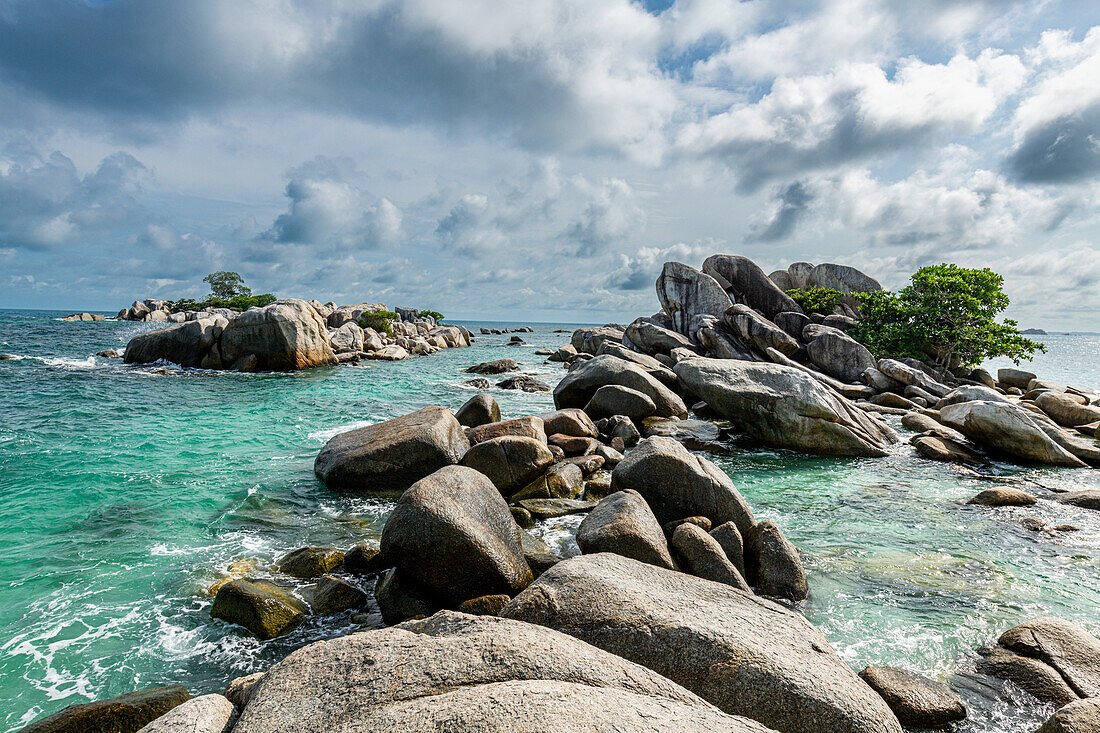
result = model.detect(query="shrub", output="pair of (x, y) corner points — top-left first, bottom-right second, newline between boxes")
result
(786, 286), (844, 315)
(359, 311), (399, 335)
(420, 310), (444, 322)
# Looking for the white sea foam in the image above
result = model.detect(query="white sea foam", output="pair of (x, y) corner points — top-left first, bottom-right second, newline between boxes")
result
(307, 420), (374, 443)
(40, 355), (99, 370)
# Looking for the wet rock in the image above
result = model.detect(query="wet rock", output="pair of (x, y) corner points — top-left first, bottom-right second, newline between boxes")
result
(538, 408), (598, 438)
(510, 506), (535, 528)
(460, 435), (555, 495)
(1055, 490), (1100, 511)
(20, 686), (192, 733)
(585, 384), (657, 420)
(374, 568), (439, 625)
(547, 434), (599, 456)
(748, 521), (808, 602)
(640, 418), (723, 451)
(858, 667), (966, 729)
(454, 393), (500, 428)
(672, 523), (751, 591)
(343, 545), (389, 575)
(124, 317), (228, 367)
(311, 575), (368, 615)
(549, 344), (578, 362)
(211, 579), (306, 639)
(657, 261), (734, 335)
(1037, 699), (1100, 733)
(554, 354), (688, 419)
(1020, 516), (1046, 531)
(939, 401), (1085, 467)
(611, 436), (754, 537)
(558, 454), (606, 475)
(502, 553), (903, 733)
(463, 377), (490, 389)
(465, 358), (520, 374)
(518, 529), (561, 578)
(133, 694), (235, 733)
(497, 374), (551, 392)
(278, 547), (345, 579)
(576, 490), (675, 570)
(999, 617), (1100, 698)
(380, 466), (532, 605)
(676, 357), (896, 458)
(232, 610), (770, 733)
(966, 488), (1036, 507)
(314, 406), (470, 493)
(702, 254), (802, 319)
(976, 645), (1079, 706)
(468, 416), (547, 445)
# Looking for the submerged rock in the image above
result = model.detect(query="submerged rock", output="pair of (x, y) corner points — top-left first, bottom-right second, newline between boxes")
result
(675, 357), (895, 458)
(998, 617), (1100, 698)
(501, 553), (903, 733)
(232, 611), (772, 733)
(380, 466), (532, 606)
(966, 488), (1036, 507)
(857, 667), (966, 729)
(19, 686), (191, 733)
(278, 546), (344, 579)
(314, 406), (470, 493)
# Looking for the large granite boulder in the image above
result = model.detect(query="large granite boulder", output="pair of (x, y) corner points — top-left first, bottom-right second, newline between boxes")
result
(459, 435), (554, 495)
(1037, 699), (1100, 733)
(576, 490), (676, 569)
(702, 255), (802, 318)
(584, 384), (657, 420)
(570, 326), (624, 355)
(232, 611), (773, 733)
(134, 694), (235, 733)
(626, 317), (696, 355)
(803, 328), (875, 383)
(554, 355), (688, 419)
(723, 305), (800, 356)
(596, 340), (679, 386)
(328, 321), (363, 354)
(675, 358), (895, 457)
(380, 466), (532, 605)
(998, 617), (1100, 698)
(218, 299), (336, 371)
(124, 317), (227, 367)
(857, 667), (966, 729)
(537, 409), (598, 439)
(501, 554), (903, 733)
(314, 406), (469, 492)
(657, 262), (734, 336)
(454, 393), (500, 428)
(19, 686), (191, 733)
(938, 401), (1086, 467)
(698, 323), (756, 360)
(877, 359), (949, 397)
(1036, 391), (1100, 427)
(611, 437), (754, 537)
(468, 416), (547, 445)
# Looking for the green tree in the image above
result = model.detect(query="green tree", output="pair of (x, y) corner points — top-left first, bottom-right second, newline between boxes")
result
(420, 310), (444, 322)
(204, 271), (251, 300)
(785, 286), (844, 315)
(852, 263), (1044, 368)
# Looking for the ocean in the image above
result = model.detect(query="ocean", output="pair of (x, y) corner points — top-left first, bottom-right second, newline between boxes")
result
(1, 310), (1098, 732)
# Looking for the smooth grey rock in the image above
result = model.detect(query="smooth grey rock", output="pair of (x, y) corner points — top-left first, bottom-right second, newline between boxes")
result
(976, 645), (1079, 706)
(577, 490), (675, 569)
(585, 384), (657, 420)
(597, 340), (679, 387)
(328, 321), (363, 354)
(218, 299), (337, 371)
(710, 521), (747, 578)
(502, 554), (903, 733)
(554, 354), (688, 419)
(901, 412), (968, 443)
(877, 359), (949, 397)
(537, 409), (598, 439)
(570, 326), (624, 355)
(1037, 699), (1100, 733)
(124, 317), (227, 367)
(135, 694), (235, 733)
(912, 435), (986, 466)
(455, 393), (500, 428)
(702, 255), (802, 319)
(804, 328), (875, 383)
(723, 305), (800, 357)
(625, 317), (696, 355)
(860, 367), (902, 393)
(460, 436), (555, 495)
(380, 466), (532, 606)
(233, 611), (772, 733)
(672, 523), (751, 591)
(998, 367), (1037, 389)
(857, 667), (966, 729)
(611, 437), (754, 538)
(517, 498), (597, 519)
(1036, 391), (1100, 427)
(773, 311), (812, 340)
(749, 521), (807, 602)
(934, 385), (1009, 409)
(939, 401), (1086, 467)
(315, 406), (470, 493)
(1056, 490), (1100, 511)
(999, 617), (1100, 698)
(657, 261), (734, 336)
(806, 263), (882, 301)
(676, 358), (895, 458)
(698, 323), (756, 360)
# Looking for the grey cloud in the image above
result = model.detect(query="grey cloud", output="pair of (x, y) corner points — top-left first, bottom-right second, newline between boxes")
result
(747, 180), (813, 242)
(1008, 102), (1100, 184)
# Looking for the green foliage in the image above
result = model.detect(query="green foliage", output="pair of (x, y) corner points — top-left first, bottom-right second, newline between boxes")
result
(168, 293), (276, 314)
(419, 310), (444, 322)
(786, 286), (844, 315)
(851, 263), (1045, 368)
(359, 310), (399, 335)
(203, 271), (251, 300)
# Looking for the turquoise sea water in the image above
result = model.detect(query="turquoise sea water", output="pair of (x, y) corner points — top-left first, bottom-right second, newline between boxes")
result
(1, 311), (1098, 732)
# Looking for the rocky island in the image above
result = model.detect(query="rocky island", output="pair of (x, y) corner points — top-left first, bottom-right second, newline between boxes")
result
(18, 254), (1100, 733)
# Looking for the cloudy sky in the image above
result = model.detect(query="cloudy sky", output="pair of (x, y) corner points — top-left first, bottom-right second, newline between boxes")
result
(2, 0), (1099, 327)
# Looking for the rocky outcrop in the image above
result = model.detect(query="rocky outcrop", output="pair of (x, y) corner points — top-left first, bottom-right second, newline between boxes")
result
(554, 355), (688, 419)
(232, 611), (773, 733)
(571, 326), (624, 355)
(19, 686), (191, 733)
(675, 358), (895, 458)
(938, 401), (1085, 467)
(702, 255), (802, 319)
(124, 317), (228, 367)
(501, 553), (903, 733)
(857, 667), (966, 729)
(134, 694), (235, 733)
(380, 466), (532, 605)
(657, 262), (734, 336)
(611, 437), (755, 537)
(314, 406), (470, 493)
(218, 299), (337, 371)
(576, 490), (676, 569)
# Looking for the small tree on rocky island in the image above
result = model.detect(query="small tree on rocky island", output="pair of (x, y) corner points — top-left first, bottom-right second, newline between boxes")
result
(852, 264), (1045, 369)
(204, 271), (251, 300)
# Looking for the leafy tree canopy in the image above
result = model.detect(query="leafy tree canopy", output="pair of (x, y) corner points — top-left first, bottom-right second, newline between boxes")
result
(204, 271), (251, 300)
(852, 263), (1044, 368)
(420, 310), (444, 322)
(167, 272), (275, 313)
(359, 311), (399, 335)
(786, 286), (844, 315)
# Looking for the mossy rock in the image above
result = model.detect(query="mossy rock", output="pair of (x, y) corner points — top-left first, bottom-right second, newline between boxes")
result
(19, 685), (190, 733)
(457, 594), (510, 616)
(277, 546), (345, 578)
(211, 579), (306, 639)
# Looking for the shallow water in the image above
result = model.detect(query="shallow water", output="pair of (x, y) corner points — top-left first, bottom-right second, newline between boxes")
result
(1, 313), (1098, 731)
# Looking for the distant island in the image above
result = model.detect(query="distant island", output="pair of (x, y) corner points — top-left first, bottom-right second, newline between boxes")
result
(1022, 328), (1047, 335)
